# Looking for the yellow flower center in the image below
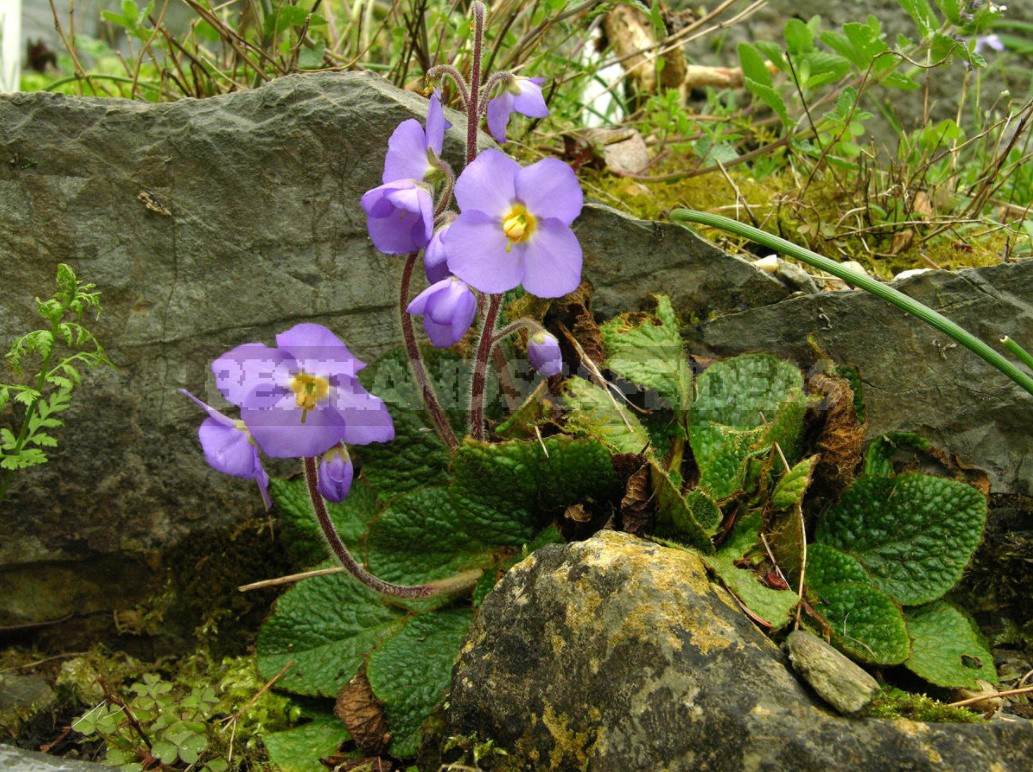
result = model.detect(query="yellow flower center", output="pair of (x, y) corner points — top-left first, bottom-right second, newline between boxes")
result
(502, 204), (536, 252)
(290, 371), (331, 423)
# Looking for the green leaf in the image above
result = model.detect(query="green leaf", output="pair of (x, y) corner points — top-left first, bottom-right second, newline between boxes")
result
(811, 581), (911, 665)
(863, 432), (931, 476)
(450, 436), (620, 546)
(702, 512), (797, 629)
(270, 476), (381, 568)
(772, 455), (817, 511)
(0, 428), (16, 450)
(263, 711), (351, 772)
(357, 348), (475, 499)
(738, 44), (791, 126)
(817, 473), (987, 605)
(599, 295), (692, 412)
(367, 607), (473, 758)
(690, 424), (765, 499)
(563, 376), (650, 455)
(900, 0), (937, 36)
(366, 487), (497, 585)
(496, 380), (552, 440)
(650, 459), (716, 551)
(905, 600), (998, 689)
(256, 573), (406, 697)
(805, 543), (870, 591)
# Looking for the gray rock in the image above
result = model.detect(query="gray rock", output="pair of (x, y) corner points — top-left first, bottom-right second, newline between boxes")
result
(0, 72), (786, 627)
(785, 630), (880, 715)
(447, 531), (1033, 770)
(0, 744), (114, 772)
(0, 674), (56, 714)
(685, 260), (1033, 497)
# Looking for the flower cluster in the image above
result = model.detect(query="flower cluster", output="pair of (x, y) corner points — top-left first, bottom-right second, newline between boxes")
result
(183, 323), (393, 505)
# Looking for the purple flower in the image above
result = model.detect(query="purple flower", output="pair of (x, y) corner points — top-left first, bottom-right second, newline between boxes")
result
(383, 90), (451, 183)
(487, 77), (548, 144)
(528, 331), (563, 376)
(317, 445), (354, 503)
(361, 179), (435, 254)
(180, 389), (271, 509)
(444, 149), (583, 298)
(407, 277), (477, 348)
(212, 323), (394, 459)
(974, 33), (1005, 53)
(423, 223), (453, 283)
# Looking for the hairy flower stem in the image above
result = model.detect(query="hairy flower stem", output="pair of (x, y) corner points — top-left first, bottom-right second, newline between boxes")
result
(671, 209), (1033, 398)
(469, 293), (502, 440)
(466, 2), (486, 166)
(400, 252), (459, 451)
(303, 457), (479, 598)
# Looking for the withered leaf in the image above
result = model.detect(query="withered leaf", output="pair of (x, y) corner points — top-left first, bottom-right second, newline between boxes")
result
(334, 668), (391, 757)
(620, 463), (652, 536)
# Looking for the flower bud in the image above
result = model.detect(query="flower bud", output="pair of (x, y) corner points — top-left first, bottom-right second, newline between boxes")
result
(317, 445), (354, 503)
(406, 277), (477, 348)
(528, 331), (563, 376)
(361, 179), (434, 254)
(424, 224), (452, 284)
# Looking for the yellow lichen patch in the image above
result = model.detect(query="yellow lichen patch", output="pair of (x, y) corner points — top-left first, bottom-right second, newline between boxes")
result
(542, 703), (597, 769)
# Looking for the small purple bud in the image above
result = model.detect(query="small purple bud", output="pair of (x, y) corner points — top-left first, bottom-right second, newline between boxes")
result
(407, 277), (477, 348)
(424, 224), (453, 284)
(361, 179), (435, 254)
(529, 331), (563, 376)
(317, 445), (354, 503)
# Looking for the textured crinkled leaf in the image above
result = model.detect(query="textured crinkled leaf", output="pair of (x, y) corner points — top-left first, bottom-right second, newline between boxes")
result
(812, 581), (911, 665)
(262, 712), (351, 772)
(358, 347), (496, 499)
(691, 424), (765, 499)
(599, 295), (692, 412)
(256, 573), (405, 696)
(367, 607), (473, 758)
(702, 512), (796, 629)
(271, 476), (381, 568)
(496, 381), (553, 440)
(863, 432), (932, 477)
(817, 473), (987, 605)
(450, 437), (620, 545)
(905, 600), (998, 689)
(772, 456), (817, 511)
(649, 459), (716, 552)
(563, 376), (650, 455)
(366, 487), (496, 585)
(692, 353), (805, 431)
(805, 543), (871, 593)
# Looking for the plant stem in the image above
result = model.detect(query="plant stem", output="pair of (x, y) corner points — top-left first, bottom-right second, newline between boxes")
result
(400, 252), (459, 451)
(469, 293), (501, 441)
(1002, 336), (1033, 373)
(670, 209), (1033, 398)
(466, 2), (486, 165)
(302, 458), (478, 598)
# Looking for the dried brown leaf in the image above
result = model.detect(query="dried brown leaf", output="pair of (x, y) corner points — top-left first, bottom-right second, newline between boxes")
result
(334, 669), (391, 757)
(620, 463), (653, 536)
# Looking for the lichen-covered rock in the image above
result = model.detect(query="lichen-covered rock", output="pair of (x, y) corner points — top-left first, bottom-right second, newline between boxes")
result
(785, 630), (880, 715)
(0, 745), (115, 771)
(447, 531), (1033, 770)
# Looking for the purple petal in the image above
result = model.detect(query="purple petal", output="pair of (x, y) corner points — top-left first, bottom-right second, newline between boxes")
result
(515, 158), (583, 226)
(406, 279), (446, 315)
(424, 226), (452, 283)
(317, 450), (354, 503)
(331, 386), (396, 445)
(362, 181), (434, 254)
(383, 119), (431, 183)
(256, 466), (272, 509)
(486, 92), (514, 143)
(276, 323), (365, 381)
(425, 280), (468, 325)
(449, 287), (477, 342)
(445, 210), (525, 294)
(197, 416), (261, 478)
(243, 396), (347, 458)
(212, 343), (291, 409)
(529, 331), (563, 376)
(455, 149), (519, 217)
(512, 77), (549, 118)
(180, 389), (235, 428)
(426, 90), (450, 155)
(519, 218), (582, 298)
(424, 318), (462, 348)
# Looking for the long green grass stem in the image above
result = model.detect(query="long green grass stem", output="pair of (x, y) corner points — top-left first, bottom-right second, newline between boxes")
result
(670, 209), (1033, 398)
(1002, 337), (1033, 374)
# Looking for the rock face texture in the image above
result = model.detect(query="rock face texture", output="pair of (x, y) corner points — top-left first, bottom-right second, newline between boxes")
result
(0, 745), (114, 772)
(447, 531), (1033, 770)
(0, 72), (783, 626)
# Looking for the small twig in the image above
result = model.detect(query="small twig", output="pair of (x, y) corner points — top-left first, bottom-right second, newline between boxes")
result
(948, 685), (1033, 708)
(220, 659), (294, 725)
(238, 566), (345, 592)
